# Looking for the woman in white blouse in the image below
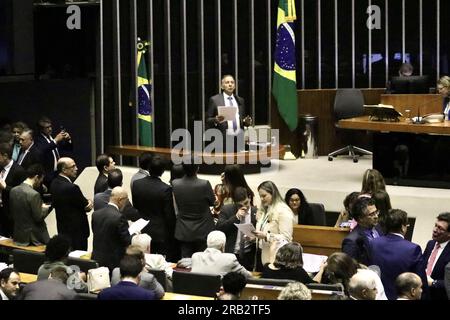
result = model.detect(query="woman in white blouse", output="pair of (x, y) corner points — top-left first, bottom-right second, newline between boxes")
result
(253, 181), (293, 270)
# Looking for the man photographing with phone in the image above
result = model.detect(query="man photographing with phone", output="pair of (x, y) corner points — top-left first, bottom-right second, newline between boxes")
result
(35, 116), (73, 188)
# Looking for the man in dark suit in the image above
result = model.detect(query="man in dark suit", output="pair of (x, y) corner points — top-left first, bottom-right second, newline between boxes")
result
(0, 143), (26, 237)
(93, 153), (115, 195)
(216, 187), (257, 271)
(50, 157), (93, 250)
(10, 164), (51, 246)
(97, 255), (156, 300)
(369, 209), (427, 300)
(206, 75), (252, 152)
(17, 130), (41, 171)
(34, 117), (73, 188)
(342, 197), (382, 266)
(92, 187), (132, 271)
(132, 155), (177, 261)
(422, 212), (450, 300)
(0, 268), (20, 300)
(445, 262), (450, 299)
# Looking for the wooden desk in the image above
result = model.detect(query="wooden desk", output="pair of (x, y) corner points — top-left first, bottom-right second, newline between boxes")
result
(162, 292), (214, 300)
(19, 272), (37, 284)
(241, 284), (337, 300)
(0, 238), (46, 253)
(380, 94), (442, 115)
(293, 225), (349, 256)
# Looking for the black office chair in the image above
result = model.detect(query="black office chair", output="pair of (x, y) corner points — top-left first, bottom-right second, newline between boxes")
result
(12, 249), (46, 274)
(172, 270), (221, 297)
(328, 89), (372, 163)
(246, 277), (295, 287)
(309, 202), (326, 226)
(66, 256), (99, 274)
(147, 268), (167, 291)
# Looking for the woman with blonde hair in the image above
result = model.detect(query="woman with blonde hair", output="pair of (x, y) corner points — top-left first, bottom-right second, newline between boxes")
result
(437, 76), (450, 120)
(253, 181), (293, 271)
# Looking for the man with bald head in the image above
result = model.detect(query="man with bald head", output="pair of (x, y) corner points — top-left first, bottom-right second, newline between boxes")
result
(395, 272), (423, 300)
(50, 157), (93, 250)
(92, 186), (132, 271)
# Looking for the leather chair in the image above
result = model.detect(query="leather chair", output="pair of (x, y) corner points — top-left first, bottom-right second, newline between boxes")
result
(172, 270), (221, 297)
(66, 256), (99, 273)
(328, 89), (372, 163)
(147, 268), (167, 290)
(309, 202), (326, 226)
(12, 249), (46, 274)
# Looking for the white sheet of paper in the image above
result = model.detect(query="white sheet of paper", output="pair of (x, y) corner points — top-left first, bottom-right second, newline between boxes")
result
(234, 223), (256, 238)
(217, 106), (238, 121)
(0, 236), (10, 241)
(69, 250), (89, 258)
(128, 218), (149, 235)
(302, 253), (328, 273)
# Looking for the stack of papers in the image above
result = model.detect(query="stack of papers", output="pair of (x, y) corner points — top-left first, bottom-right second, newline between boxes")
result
(128, 218), (150, 235)
(302, 253), (327, 273)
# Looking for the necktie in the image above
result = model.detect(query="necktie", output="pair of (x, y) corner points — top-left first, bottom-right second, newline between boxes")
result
(371, 228), (380, 239)
(227, 96), (237, 131)
(17, 150), (26, 165)
(426, 243), (441, 276)
(0, 168), (5, 206)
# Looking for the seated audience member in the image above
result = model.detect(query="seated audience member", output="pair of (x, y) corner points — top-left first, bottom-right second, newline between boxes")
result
(0, 268), (20, 300)
(217, 271), (247, 300)
(215, 187), (257, 271)
(110, 245), (164, 299)
(284, 188), (315, 225)
(334, 191), (359, 228)
(341, 197), (382, 266)
(131, 234), (172, 277)
(94, 153), (116, 195)
(37, 235), (71, 280)
(10, 164), (51, 246)
(130, 152), (152, 189)
(10, 121), (28, 162)
(98, 255), (157, 300)
(361, 169), (386, 195)
(277, 282), (312, 300)
(368, 209), (427, 300)
(261, 242), (315, 284)
(20, 266), (76, 300)
(348, 269), (378, 300)
(191, 230), (252, 278)
(395, 272), (423, 300)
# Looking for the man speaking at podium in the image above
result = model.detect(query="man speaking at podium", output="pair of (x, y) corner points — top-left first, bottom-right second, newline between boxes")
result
(206, 75), (252, 152)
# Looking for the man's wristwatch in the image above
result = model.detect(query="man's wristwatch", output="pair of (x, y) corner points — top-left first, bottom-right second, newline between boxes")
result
(432, 280), (437, 287)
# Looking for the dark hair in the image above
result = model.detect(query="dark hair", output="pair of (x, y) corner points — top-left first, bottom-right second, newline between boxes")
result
(182, 157), (199, 177)
(37, 116), (52, 130)
(385, 209), (408, 233)
(323, 252), (358, 294)
(224, 165), (254, 204)
(372, 190), (391, 215)
(221, 74), (234, 81)
(437, 212), (450, 231)
(26, 163), (45, 179)
(95, 154), (111, 173)
(45, 235), (71, 262)
(119, 255), (143, 278)
(222, 272), (247, 296)
(284, 188), (312, 223)
(361, 169), (386, 195)
(170, 164), (185, 183)
(50, 266), (70, 284)
(351, 197), (375, 222)
(233, 187), (248, 203)
(11, 121), (28, 131)
(107, 168), (123, 188)
(273, 242), (304, 269)
(0, 267), (19, 283)
(138, 152), (153, 170)
(0, 142), (12, 159)
(149, 155), (165, 177)
(343, 192), (360, 215)
(56, 160), (66, 173)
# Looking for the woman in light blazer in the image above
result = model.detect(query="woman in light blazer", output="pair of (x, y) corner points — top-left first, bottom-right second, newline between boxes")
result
(253, 181), (293, 271)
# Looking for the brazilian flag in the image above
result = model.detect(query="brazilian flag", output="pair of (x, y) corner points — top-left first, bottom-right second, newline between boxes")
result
(272, 0), (298, 131)
(137, 40), (153, 146)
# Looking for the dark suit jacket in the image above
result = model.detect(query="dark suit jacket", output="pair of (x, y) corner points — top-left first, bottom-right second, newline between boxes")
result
(132, 176), (176, 243)
(17, 144), (42, 171)
(215, 203), (256, 254)
(206, 93), (246, 133)
(94, 173), (108, 195)
(20, 279), (76, 300)
(422, 240), (450, 300)
(50, 175), (90, 249)
(445, 262), (450, 299)
(172, 176), (215, 242)
(10, 183), (50, 245)
(91, 204), (131, 270)
(97, 281), (156, 300)
(94, 189), (140, 222)
(369, 233), (427, 300)
(341, 225), (383, 266)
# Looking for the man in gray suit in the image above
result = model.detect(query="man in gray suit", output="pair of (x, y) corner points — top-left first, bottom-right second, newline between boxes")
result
(10, 164), (51, 246)
(206, 75), (252, 152)
(191, 230), (252, 278)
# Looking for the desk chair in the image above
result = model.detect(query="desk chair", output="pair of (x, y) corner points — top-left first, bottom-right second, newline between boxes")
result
(309, 203), (326, 226)
(66, 256), (99, 273)
(172, 270), (221, 298)
(328, 89), (372, 163)
(147, 268), (167, 291)
(12, 249), (46, 274)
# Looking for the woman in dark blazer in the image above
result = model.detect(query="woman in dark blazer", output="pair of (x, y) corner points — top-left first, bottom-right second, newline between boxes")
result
(284, 188), (315, 225)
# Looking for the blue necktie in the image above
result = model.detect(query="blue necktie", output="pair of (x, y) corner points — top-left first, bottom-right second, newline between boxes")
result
(227, 96), (237, 131)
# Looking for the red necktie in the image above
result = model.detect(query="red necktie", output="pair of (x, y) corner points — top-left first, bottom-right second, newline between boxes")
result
(426, 243), (441, 276)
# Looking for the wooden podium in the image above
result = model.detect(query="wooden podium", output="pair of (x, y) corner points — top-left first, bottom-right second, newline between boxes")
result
(380, 94), (442, 116)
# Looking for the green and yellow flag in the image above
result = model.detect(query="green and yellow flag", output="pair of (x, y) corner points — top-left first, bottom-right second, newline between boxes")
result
(137, 40), (153, 146)
(272, 0), (298, 131)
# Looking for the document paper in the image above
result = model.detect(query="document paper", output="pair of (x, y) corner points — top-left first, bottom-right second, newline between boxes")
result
(302, 253), (328, 273)
(234, 223), (256, 238)
(128, 218), (150, 235)
(217, 106), (238, 121)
